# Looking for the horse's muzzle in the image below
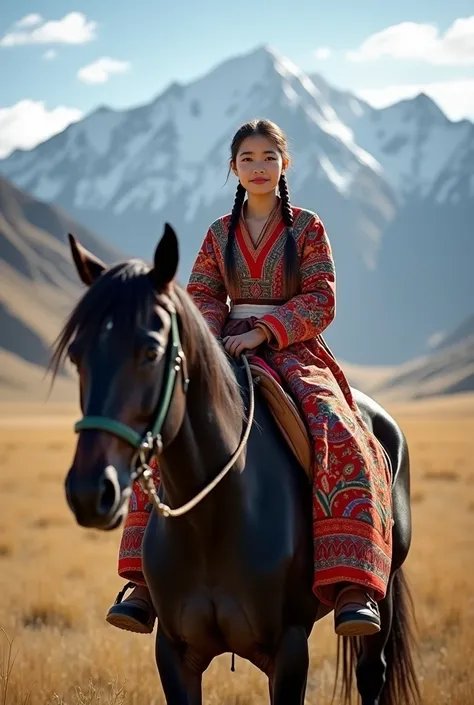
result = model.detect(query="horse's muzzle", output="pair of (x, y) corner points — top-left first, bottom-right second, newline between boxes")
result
(65, 463), (127, 530)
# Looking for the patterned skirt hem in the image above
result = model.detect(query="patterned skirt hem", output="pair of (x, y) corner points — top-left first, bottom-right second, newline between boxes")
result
(117, 510), (149, 587)
(118, 561), (146, 586)
(313, 568), (389, 607)
(312, 517), (392, 606)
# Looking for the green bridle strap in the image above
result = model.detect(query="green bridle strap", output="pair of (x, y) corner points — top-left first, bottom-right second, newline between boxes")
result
(74, 310), (186, 451)
(74, 416), (143, 447)
(149, 311), (182, 440)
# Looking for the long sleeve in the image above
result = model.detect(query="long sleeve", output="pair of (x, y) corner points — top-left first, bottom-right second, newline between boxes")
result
(186, 227), (229, 337)
(256, 217), (335, 350)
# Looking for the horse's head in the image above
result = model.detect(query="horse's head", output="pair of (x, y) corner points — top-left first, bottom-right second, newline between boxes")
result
(56, 224), (189, 530)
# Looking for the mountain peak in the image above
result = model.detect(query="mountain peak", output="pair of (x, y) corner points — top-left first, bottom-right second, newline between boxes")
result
(378, 91), (449, 126)
(206, 43), (309, 91)
(411, 92), (447, 120)
(246, 43), (278, 59)
(156, 80), (185, 102)
(248, 44), (313, 84)
(91, 104), (115, 116)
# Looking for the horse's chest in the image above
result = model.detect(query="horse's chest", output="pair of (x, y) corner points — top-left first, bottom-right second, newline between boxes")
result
(156, 585), (276, 661)
(144, 497), (304, 656)
(182, 592), (253, 644)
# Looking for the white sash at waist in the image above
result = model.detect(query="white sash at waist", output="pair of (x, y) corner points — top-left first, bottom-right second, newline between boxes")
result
(228, 304), (278, 320)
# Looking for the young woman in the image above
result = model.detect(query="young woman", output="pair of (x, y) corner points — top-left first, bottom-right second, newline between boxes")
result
(105, 119), (393, 638)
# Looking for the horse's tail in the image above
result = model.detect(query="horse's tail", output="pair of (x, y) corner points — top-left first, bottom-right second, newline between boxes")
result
(334, 568), (421, 705)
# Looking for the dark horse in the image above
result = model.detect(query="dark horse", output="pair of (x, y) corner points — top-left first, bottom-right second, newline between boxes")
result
(52, 224), (420, 705)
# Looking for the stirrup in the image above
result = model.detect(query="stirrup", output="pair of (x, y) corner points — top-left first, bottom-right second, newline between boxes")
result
(113, 581), (137, 605)
(106, 581), (155, 634)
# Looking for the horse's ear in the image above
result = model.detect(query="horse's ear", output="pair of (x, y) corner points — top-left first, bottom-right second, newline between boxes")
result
(68, 233), (106, 286)
(151, 223), (179, 291)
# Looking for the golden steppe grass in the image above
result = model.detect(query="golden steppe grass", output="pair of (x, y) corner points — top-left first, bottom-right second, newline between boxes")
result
(1, 398), (474, 704)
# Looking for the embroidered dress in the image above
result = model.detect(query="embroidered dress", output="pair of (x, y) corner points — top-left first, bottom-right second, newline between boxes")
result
(118, 204), (392, 606)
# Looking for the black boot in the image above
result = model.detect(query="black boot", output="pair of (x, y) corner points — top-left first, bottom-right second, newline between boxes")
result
(334, 585), (381, 637)
(106, 582), (156, 634)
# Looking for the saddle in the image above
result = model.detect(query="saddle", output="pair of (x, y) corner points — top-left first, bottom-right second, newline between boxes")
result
(248, 357), (312, 480)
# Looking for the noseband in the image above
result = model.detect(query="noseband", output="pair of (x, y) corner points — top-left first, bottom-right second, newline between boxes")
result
(73, 308), (255, 518)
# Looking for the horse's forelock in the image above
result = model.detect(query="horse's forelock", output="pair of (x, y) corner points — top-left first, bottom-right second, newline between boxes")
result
(49, 259), (153, 378)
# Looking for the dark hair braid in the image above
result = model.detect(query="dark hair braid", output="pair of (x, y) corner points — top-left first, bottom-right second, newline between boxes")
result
(279, 173), (299, 298)
(224, 181), (246, 298)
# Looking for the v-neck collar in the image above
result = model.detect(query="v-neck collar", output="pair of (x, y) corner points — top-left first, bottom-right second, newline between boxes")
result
(240, 197), (281, 256)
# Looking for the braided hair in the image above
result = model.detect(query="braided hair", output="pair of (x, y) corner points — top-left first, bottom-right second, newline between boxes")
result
(224, 119), (299, 299)
(224, 181), (247, 298)
(278, 171), (299, 298)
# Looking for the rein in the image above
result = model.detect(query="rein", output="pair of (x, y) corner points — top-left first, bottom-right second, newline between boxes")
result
(74, 310), (255, 518)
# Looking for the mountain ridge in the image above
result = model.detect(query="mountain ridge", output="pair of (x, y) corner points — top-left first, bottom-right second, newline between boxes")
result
(309, 73), (474, 198)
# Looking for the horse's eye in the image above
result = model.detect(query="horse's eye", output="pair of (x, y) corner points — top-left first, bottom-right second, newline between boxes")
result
(145, 347), (159, 362)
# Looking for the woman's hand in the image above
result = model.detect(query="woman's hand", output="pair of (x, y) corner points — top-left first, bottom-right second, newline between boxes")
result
(223, 327), (268, 358)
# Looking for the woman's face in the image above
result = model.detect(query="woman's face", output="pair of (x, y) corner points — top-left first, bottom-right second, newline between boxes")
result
(231, 134), (287, 196)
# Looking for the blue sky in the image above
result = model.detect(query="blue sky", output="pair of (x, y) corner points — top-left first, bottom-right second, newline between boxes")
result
(1, 1), (473, 156)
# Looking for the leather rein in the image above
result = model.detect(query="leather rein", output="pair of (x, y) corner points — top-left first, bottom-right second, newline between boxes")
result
(74, 309), (255, 518)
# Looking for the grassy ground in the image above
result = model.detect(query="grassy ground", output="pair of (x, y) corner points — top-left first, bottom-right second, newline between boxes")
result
(0, 401), (473, 704)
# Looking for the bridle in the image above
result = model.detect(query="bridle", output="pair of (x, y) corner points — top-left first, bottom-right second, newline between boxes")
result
(74, 308), (255, 518)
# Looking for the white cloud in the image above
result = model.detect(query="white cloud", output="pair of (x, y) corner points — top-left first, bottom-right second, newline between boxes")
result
(348, 16), (474, 66)
(43, 49), (57, 60)
(77, 57), (130, 84)
(0, 12), (97, 47)
(314, 47), (332, 60)
(357, 78), (474, 121)
(0, 100), (83, 158)
(15, 13), (43, 28)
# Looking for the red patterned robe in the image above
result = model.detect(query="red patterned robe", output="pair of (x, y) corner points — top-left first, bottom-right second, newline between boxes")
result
(118, 204), (393, 606)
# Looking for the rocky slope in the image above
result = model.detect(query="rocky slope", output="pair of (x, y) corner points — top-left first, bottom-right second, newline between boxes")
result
(0, 177), (123, 400)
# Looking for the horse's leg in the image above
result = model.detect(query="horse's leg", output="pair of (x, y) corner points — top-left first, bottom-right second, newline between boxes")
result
(155, 628), (204, 705)
(270, 626), (309, 705)
(355, 577), (394, 705)
(358, 568), (420, 705)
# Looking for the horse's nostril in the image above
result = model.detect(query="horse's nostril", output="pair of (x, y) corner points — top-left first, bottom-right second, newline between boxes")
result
(97, 465), (120, 516)
(98, 478), (116, 515)
(65, 471), (73, 508)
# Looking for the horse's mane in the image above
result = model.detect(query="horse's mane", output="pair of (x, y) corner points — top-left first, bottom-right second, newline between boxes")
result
(172, 285), (244, 421)
(50, 259), (244, 421)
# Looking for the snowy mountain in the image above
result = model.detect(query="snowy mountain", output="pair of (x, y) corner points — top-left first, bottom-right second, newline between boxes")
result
(308, 73), (373, 130)
(361, 95), (472, 198)
(310, 74), (473, 199)
(0, 46), (395, 270)
(354, 112), (474, 364)
(0, 45), (472, 366)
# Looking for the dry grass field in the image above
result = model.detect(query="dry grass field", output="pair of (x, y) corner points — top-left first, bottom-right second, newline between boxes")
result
(1, 397), (474, 705)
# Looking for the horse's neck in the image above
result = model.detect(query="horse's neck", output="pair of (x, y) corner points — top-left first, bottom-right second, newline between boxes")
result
(159, 371), (244, 522)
